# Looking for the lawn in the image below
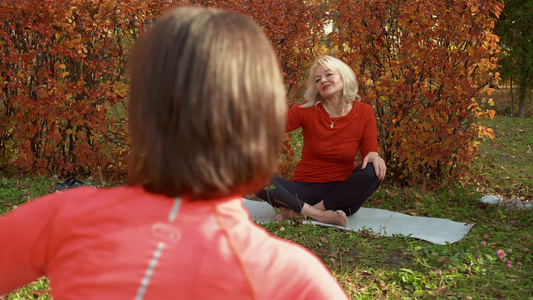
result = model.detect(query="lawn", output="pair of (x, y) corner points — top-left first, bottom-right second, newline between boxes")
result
(262, 115), (532, 299)
(1, 114), (532, 299)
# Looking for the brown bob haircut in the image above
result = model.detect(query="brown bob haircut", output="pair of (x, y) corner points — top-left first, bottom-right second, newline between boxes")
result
(127, 6), (286, 199)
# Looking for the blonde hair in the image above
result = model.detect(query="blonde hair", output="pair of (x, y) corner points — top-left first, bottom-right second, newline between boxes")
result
(301, 55), (360, 108)
(127, 7), (287, 199)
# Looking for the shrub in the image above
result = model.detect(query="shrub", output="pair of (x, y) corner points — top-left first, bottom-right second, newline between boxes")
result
(331, 0), (501, 186)
(0, 0), (170, 178)
(0, 0), (503, 187)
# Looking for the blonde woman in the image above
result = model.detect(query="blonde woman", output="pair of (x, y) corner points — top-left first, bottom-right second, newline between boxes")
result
(257, 56), (386, 226)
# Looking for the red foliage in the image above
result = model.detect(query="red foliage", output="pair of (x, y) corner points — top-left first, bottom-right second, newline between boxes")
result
(0, 0), (503, 187)
(0, 0), (170, 178)
(331, 0), (502, 186)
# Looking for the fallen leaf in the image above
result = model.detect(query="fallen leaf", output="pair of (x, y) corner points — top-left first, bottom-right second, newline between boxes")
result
(379, 280), (386, 289)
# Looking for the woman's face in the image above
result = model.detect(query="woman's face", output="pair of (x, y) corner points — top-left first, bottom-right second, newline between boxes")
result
(314, 64), (344, 100)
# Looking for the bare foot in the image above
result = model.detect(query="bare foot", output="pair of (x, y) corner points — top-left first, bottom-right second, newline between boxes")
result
(312, 201), (327, 211)
(302, 204), (348, 227)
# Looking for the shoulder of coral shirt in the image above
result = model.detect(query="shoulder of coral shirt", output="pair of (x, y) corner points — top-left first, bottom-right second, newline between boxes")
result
(0, 186), (348, 300)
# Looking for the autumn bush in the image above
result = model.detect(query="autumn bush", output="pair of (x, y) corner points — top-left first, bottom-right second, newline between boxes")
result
(0, 0), (171, 178)
(0, 0), (323, 180)
(331, 0), (502, 186)
(1, 0), (503, 187)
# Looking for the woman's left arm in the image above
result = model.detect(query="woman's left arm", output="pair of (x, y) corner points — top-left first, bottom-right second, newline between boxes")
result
(0, 194), (59, 294)
(362, 151), (386, 181)
(359, 104), (386, 180)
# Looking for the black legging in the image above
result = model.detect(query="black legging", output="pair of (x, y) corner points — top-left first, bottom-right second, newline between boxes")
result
(256, 163), (380, 216)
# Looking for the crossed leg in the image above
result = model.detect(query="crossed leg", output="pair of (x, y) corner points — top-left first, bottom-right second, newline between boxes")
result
(256, 164), (379, 227)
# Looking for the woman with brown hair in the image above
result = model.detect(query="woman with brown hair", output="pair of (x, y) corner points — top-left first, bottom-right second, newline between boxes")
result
(0, 7), (348, 299)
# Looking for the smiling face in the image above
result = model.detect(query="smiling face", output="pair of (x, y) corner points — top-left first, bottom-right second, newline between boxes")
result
(314, 64), (344, 101)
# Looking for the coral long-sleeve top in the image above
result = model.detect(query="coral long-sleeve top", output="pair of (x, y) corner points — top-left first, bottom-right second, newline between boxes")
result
(0, 186), (348, 300)
(287, 101), (379, 182)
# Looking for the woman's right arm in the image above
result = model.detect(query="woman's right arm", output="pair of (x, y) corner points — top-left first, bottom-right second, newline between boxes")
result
(285, 104), (304, 133)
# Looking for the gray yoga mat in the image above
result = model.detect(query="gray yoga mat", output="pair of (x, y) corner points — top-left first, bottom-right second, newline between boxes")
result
(243, 199), (473, 245)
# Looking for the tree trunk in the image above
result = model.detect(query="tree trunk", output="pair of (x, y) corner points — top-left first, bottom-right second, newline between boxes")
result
(517, 87), (526, 118)
(517, 74), (527, 118)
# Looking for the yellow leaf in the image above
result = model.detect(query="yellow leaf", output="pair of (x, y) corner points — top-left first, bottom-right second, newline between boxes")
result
(413, 290), (425, 297)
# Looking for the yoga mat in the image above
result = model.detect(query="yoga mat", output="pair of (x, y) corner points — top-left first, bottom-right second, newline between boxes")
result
(243, 199), (473, 245)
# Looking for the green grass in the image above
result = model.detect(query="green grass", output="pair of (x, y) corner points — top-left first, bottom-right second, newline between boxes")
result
(0, 278), (50, 300)
(1, 116), (532, 299)
(264, 185), (532, 299)
(0, 176), (58, 215)
(474, 116), (533, 200)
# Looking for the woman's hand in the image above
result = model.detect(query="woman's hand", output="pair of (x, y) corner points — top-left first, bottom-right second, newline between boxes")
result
(362, 152), (386, 181)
